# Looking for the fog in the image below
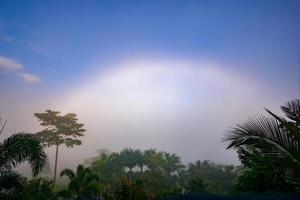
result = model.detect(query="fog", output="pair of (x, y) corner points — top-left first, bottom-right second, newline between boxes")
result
(1, 57), (295, 175)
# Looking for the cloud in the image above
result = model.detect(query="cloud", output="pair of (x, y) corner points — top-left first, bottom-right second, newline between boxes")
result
(17, 72), (42, 84)
(0, 56), (24, 71)
(1, 57), (291, 171)
(0, 55), (42, 84)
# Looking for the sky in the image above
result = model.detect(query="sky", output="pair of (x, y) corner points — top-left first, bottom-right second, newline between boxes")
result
(0, 0), (299, 172)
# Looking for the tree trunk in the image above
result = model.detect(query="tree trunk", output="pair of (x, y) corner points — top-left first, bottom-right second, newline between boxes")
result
(129, 167), (132, 185)
(140, 165), (143, 173)
(53, 144), (59, 183)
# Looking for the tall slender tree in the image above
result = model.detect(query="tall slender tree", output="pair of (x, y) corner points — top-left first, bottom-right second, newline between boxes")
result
(34, 110), (85, 183)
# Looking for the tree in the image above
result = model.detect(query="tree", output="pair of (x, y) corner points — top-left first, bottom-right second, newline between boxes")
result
(134, 149), (146, 173)
(185, 176), (207, 193)
(115, 176), (147, 200)
(120, 148), (138, 184)
(59, 164), (99, 199)
(225, 99), (300, 191)
(34, 110), (85, 183)
(0, 133), (47, 198)
(162, 152), (184, 176)
(88, 148), (241, 199)
(186, 160), (238, 194)
(141, 150), (184, 198)
(21, 178), (57, 200)
(230, 165), (295, 194)
(144, 149), (165, 171)
(120, 148), (137, 173)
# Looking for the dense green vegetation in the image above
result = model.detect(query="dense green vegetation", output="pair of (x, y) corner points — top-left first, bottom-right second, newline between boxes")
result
(0, 133), (47, 199)
(0, 99), (299, 199)
(226, 99), (300, 193)
(83, 148), (239, 199)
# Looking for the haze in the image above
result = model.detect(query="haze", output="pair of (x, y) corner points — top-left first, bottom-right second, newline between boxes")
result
(0, 0), (299, 173)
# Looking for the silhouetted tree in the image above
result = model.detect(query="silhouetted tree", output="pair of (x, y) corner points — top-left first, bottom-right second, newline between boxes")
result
(59, 164), (99, 199)
(225, 99), (300, 192)
(162, 152), (184, 176)
(186, 160), (238, 194)
(34, 110), (85, 183)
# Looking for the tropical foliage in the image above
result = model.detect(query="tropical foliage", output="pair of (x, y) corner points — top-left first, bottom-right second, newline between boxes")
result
(226, 99), (300, 193)
(21, 178), (57, 200)
(86, 148), (239, 199)
(59, 164), (99, 199)
(2, 100), (300, 199)
(0, 133), (47, 199)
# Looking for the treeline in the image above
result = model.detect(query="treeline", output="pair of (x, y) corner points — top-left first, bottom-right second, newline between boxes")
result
(15, 148), (241, 200)
(1, 99), (300, 199)
(75, 148), (240, 199)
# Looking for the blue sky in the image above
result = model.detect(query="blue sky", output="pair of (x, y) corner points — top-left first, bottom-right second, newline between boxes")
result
(1, 0), (299, 89)
(0, 0), (300, 166)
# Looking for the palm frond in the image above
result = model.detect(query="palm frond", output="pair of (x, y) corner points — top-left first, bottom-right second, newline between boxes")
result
(60, 168), (76, 179)
(281, 99), (300, 124)
(0, 171), (26, 199)
(0, 119), (7, 135)
(0, 171), (25, 190)
(266, 108), (300, 142)
(225, 115), (300, 167)
(0, 133), (47, 176)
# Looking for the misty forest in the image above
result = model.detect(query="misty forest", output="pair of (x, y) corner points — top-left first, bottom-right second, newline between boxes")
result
(1, 99), (300, 199)
(1, 1), (300, 200)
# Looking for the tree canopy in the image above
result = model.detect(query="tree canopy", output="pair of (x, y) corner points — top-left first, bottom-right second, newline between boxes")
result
(34, 110), (85, 147)
(34, 110), (85, 183)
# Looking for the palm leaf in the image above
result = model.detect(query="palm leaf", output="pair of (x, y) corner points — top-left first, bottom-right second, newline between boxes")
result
(281, 99), (300, 124)
(0, 133), (47, 176)
(60, 168), (76, 179)
(225, 115), (300, 167)
(0, 171), (26, 199)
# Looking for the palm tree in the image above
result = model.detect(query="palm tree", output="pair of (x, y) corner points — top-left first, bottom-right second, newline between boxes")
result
(144, 149), (165, 172)
(59, 164), (99, 199)
(0, 133), (47, 198)
(162, 152), (184, 176)
(120, 148), (137, 173)
(134, 149), (146, 173)
(225, 99), (300, 186)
